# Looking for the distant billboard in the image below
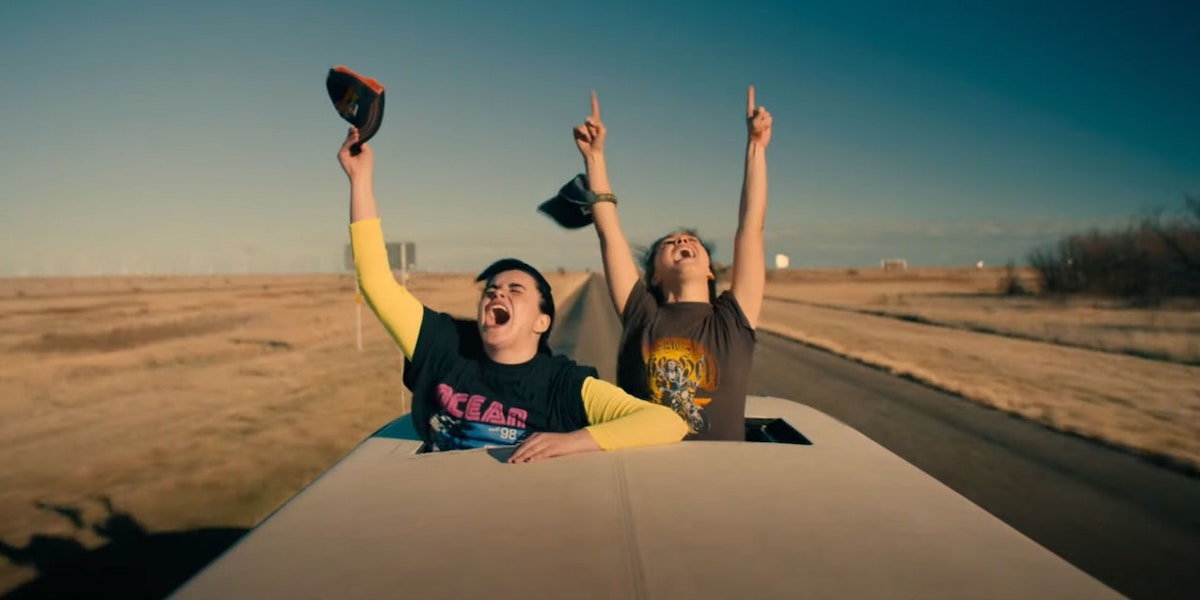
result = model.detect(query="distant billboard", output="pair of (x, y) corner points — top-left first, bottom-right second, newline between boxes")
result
(344, 242), (416, 271)
(387, 242), (416, 271)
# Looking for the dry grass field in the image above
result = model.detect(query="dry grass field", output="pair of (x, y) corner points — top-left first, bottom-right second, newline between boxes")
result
(756, 267), (1200, 474)
(766, 267), (1200, 364)
(0, 267), (1196, 594)
(0, 272), (588, 594)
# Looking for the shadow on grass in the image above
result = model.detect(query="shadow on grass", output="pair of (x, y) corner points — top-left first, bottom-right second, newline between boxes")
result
(0, 497), (246, 600)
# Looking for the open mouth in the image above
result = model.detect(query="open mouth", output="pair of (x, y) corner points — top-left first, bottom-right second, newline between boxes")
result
(488, 304), (511, 326)
(678, 247), (696, 259)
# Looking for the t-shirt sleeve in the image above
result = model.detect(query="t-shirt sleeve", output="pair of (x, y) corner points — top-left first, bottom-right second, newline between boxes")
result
(580, 377), (689, 450)
(621, 279), (657, 327)
(350, 218), (425, 359)
(716, 290), (757, 337)
(403, 307), (465, 389)
(550, 360), (597, 430)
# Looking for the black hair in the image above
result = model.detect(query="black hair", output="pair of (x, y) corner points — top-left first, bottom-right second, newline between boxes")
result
(475, 258), (555, 353)
(638, 229), (717, 304)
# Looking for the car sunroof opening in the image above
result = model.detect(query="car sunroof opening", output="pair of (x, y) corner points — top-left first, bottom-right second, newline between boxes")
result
(744, 417), (812, 445)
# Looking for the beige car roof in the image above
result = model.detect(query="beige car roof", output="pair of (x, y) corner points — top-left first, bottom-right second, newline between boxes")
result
(169, 396), (1125, 599)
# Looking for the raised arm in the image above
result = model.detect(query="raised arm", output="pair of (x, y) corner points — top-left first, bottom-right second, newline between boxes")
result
(338, 128), (424, 359)
(729, 86), (773, 329)
(576, 91), (640, 316)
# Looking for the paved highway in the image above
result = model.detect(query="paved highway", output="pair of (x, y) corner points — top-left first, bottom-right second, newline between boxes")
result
(551, 274), (1200, 600)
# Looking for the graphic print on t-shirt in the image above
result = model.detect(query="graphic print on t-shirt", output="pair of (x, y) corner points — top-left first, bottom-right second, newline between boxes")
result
(643, 337), (718, 434)
(428, 383), (530, 451)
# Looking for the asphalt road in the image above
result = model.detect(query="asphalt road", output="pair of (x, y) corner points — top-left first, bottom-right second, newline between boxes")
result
(552, 274), (1200, 600)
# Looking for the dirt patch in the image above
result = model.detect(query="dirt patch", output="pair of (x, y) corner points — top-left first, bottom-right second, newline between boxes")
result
(0, 300), (147, 320)
(14, 315), (255, 354)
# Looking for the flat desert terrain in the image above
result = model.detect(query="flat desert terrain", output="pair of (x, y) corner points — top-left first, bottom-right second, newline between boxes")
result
(0, 268), (1197, 594)
(756, 267), (1200, 475)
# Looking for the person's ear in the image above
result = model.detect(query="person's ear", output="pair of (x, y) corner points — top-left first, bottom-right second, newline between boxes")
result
(533, 313), (551, 335)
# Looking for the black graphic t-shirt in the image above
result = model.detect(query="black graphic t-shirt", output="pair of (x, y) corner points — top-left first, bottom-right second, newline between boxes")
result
(616, 280), (756, 441)
(403, 308), (597, 451)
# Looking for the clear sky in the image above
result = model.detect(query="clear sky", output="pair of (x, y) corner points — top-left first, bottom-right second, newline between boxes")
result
(1, 0), (1196, 275)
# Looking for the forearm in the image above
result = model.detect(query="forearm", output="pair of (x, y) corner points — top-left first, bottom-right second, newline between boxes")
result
(585, 154), (639, 312)
(738, 142), (768, 235)
(581, 377), (689, 450)
(349, 175), (379, 223)
(585, 154), (621, 239)
(583, 154), (612, 194)
(730, 141), (768, 326)
(592, 202), (636, 290)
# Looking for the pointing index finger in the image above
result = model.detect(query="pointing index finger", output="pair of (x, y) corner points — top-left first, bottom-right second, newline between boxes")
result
(747, 85), (756, 118)
(590, 90), (600, 120)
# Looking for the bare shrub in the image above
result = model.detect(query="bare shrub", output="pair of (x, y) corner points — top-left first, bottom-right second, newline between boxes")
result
(998, 261), (1030, 296)
(1029, 194), (1200, 299)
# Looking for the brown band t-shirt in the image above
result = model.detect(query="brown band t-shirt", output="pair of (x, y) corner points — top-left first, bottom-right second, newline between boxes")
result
(616, 280), (757, 441)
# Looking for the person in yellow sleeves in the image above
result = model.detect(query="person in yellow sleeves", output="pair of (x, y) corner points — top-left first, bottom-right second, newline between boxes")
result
(337, 128), (688, 463)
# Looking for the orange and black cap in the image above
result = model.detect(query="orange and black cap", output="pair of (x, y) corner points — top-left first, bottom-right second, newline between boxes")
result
(326, 66), (385, 155)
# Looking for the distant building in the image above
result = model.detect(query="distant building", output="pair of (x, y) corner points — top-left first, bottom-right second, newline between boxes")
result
(881, 258), (907, 272)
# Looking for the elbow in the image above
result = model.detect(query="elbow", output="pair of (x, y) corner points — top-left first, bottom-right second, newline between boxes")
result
(674, 417), (689, 440)
(736, 213), (767, 235)
(354, 269), (375, 298)
(658, 404), (690, 441)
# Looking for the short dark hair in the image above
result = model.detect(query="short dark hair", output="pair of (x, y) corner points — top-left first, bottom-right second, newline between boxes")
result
(638, 229), (717, 303)
(475, 258), (555, 353)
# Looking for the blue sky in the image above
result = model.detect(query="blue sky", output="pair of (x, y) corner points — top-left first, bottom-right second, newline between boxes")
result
(1, 0), (1196, 275)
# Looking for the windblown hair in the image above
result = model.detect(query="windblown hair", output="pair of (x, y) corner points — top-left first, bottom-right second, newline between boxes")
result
(638, 228), (718, 304)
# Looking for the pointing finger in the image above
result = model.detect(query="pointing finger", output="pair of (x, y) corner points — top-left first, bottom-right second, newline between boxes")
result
(747, 85), (756, 118)
(590, 90), (600, 120)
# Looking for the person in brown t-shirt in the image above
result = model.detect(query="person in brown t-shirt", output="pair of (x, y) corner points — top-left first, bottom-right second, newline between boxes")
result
(568, 87), (773, 440)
